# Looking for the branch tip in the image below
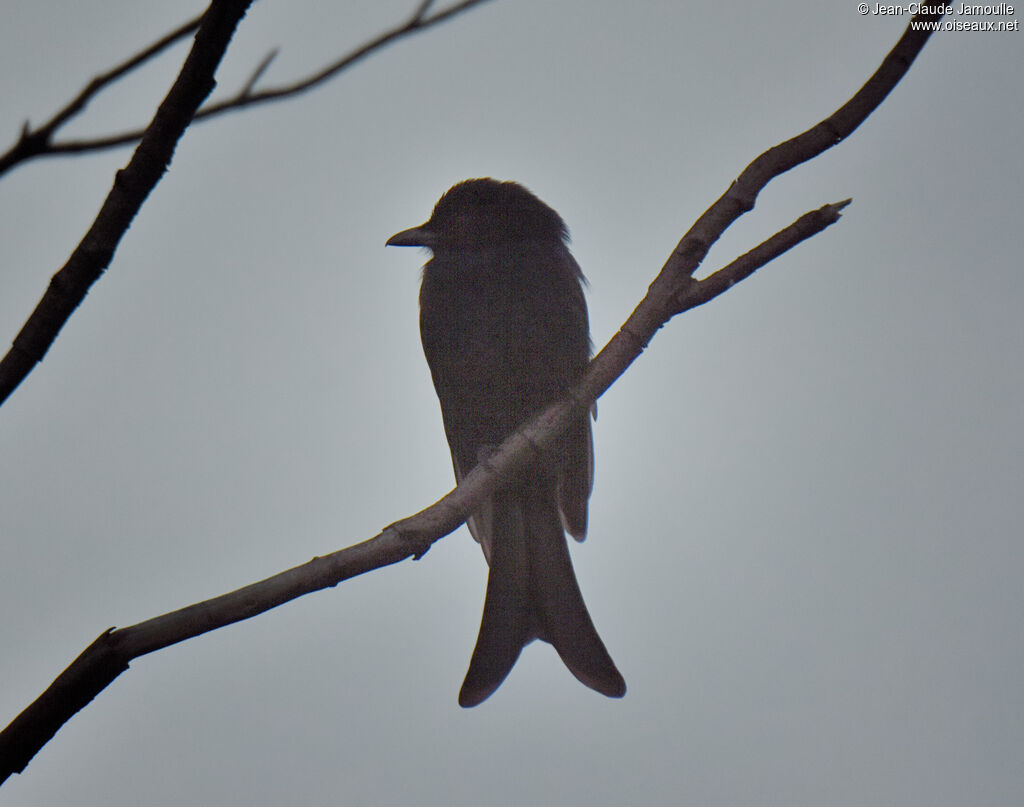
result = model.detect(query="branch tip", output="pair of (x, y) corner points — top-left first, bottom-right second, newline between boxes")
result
(243, 48), (278, 96)
(411, 0), (436, 23)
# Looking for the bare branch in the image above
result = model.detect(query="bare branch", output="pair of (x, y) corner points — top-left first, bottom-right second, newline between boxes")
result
(679, 199), (852, 314)
(0, 14), (203, 175)
(44, 15), (204, 133)
(578, 8), (945, 405)
(0, 0), (254, 405)
(0, 0), (494, 405)
(0, 0), (495, 168)
(0, 11), (943, 781)
(96, 0), (496, 135)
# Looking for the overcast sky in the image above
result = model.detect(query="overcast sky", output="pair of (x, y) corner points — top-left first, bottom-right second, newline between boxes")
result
(2, 2), (1022, 805)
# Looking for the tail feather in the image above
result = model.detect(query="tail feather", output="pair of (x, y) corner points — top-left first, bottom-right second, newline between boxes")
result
(528, 499), (625, 698)
(458, 499), (532, 707)
(458, 481), (625, 707)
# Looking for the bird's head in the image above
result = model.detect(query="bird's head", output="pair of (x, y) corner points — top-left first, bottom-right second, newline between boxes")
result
(386, 178), (568, 255)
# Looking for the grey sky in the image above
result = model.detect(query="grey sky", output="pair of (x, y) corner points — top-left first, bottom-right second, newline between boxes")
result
(1, 1), (1022, 805)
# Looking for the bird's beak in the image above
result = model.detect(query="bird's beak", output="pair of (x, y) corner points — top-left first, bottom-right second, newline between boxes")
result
(386, 225), (435, 248)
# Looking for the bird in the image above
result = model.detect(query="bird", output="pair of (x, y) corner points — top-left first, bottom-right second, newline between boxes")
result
(386, 178), (625, 707)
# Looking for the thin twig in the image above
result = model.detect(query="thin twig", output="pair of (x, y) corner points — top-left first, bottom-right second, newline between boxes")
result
(44, 14), (204, 134)
(680, 199), (852, 313)
(0, 14), (203, 175)
(189, 0), (493, 116)
(0, 0), (494, 168)
(241, 48), (279, 97)
(411, 0), (437, 22)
